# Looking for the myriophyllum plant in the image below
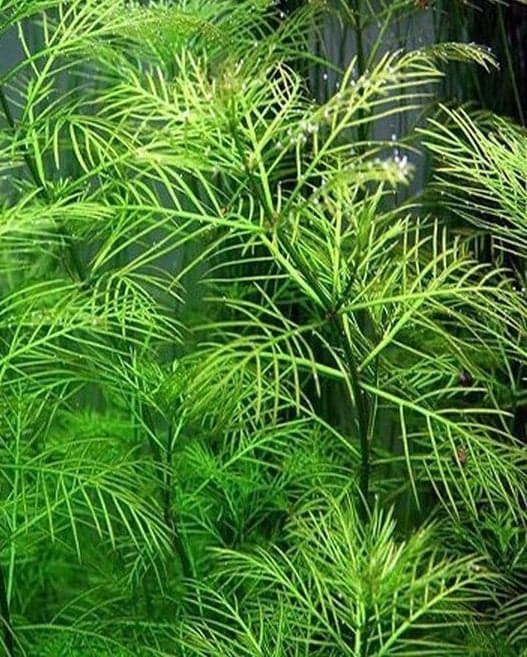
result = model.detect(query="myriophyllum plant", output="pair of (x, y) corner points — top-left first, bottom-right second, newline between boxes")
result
(0, 0), (525, 655)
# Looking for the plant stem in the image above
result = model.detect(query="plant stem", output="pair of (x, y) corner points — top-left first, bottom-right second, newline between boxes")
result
(228, 83), (371, 513)
(352, 0), (367, 145)
(141, 405), (190, 577)
(0, 563), (14, 657)
(330, 316), (370, 516)
(163, 423), (191, 578)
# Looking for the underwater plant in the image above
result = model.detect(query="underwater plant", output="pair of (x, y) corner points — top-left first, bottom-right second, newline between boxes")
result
(0, 0), (525, 654)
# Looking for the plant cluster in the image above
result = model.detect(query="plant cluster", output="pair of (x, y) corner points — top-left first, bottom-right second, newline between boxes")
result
(0, 0), (526, 655)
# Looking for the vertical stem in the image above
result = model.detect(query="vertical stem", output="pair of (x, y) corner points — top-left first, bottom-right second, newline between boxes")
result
(142, 405), (190, 578)
(163, 422), (191, 578)
(228, 36), (371, 511)
(0, 564), (14, 657)
(335, 317), (370, 515)
(325, 308), (370, 517)
(352, 0), (367, 145)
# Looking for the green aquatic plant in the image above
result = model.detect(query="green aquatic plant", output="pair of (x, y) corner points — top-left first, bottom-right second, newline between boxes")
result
(180, 497), (495, 657)
(0, 0), (526, 655)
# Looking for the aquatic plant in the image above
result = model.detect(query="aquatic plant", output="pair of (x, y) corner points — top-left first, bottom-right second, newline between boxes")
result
(0, 0), (525, 654)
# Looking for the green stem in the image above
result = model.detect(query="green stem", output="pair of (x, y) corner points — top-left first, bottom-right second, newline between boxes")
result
(0, 564), (14, 657)
(330, 315), (370, 515)
(142, 406), (190, 578)
(228, 79), (370, 513)
(352, 0), (367, 144)
(163, 422), (191, 578)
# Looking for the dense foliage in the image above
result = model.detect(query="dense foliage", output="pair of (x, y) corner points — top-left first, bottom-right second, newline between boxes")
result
(0, 0), (526, 655)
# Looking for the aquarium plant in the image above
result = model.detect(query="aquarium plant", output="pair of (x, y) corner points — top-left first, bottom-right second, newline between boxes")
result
(0, 0), (526, 655)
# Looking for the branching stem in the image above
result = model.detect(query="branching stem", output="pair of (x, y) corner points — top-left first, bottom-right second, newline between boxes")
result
(229, 96), (371, 513)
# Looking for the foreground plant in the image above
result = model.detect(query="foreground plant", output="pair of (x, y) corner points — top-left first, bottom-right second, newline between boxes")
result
(0, 0), (525, 655)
